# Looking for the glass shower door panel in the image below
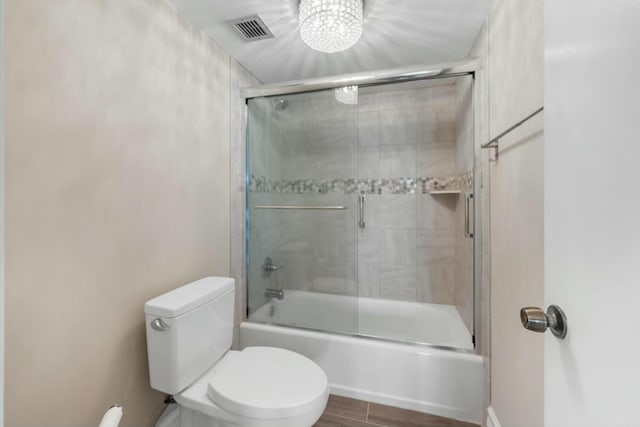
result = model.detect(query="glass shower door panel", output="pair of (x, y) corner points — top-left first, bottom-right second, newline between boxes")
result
(353, 77), (477, 349)
(246, 90), (358, 335)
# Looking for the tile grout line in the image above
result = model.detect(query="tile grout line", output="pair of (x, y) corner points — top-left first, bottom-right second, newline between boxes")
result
(363, 402), (392, 427)
(327, 413), (369, 424)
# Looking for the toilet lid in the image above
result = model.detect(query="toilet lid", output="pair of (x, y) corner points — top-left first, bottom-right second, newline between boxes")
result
(207, 347), (328, 420)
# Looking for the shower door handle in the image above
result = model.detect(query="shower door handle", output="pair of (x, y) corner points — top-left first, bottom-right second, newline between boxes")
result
(358, 193), (366, 229)
(465, 193), (474, 238)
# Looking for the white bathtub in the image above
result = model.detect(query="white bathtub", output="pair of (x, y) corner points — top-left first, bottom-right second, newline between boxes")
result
(240, 291), (484, 424)
(249, 290), (473, 349)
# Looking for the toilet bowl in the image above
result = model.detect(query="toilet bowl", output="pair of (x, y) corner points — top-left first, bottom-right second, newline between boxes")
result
(145, 277), (328, 427)
(176, 347), (327, 427)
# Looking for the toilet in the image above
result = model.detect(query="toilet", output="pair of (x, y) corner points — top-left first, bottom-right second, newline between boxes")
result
(145, 277), (329, 427)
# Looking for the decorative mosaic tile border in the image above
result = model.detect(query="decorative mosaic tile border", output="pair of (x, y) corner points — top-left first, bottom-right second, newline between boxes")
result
(248, 172), (473, 195)
(455, 170), (474, 193)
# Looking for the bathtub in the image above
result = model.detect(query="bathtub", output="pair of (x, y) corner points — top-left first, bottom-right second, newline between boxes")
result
(240, 290), (484, 424)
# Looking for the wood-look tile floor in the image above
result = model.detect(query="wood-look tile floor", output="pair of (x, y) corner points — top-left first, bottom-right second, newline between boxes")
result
(313, 395), (480, 427)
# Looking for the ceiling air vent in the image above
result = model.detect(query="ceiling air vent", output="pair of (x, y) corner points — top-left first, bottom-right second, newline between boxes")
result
(230, 15), (275, 42)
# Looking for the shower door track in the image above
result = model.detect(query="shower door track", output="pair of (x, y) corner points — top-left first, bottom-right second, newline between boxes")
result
(241, 58), (480, 99)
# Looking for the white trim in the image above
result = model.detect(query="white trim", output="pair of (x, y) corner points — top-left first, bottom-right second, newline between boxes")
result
(0, 0), (6, 424)
(487, 406), (502, 427)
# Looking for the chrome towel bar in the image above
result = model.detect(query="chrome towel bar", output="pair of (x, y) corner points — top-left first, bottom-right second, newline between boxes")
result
(254, 205), (347, 210)
(481, 106), (544, 159)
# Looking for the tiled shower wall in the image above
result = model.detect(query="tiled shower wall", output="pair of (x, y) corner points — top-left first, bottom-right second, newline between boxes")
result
(247, 80), (474, 332)
(356, 85), (460, 303)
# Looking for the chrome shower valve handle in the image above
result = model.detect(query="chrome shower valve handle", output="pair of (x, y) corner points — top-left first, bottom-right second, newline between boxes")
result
(262, 257), (283, 277)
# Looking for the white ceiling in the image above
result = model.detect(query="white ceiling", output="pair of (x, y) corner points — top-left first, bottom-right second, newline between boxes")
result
(169, 0), (494, 84)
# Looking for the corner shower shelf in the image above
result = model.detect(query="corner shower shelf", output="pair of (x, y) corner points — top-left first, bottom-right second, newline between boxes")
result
(428, 189), (461, 195)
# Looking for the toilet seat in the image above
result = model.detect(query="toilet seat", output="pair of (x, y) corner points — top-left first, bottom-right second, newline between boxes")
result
(207, 347), (328, 420)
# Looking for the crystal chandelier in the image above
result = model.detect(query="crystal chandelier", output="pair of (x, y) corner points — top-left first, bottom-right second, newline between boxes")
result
(334, 86), (358, 105)
(299, 0), (363, 53)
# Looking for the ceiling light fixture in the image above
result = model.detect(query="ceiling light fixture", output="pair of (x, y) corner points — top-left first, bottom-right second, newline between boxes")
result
(299, 0), (363, 53)
(334, 86), (358, 105)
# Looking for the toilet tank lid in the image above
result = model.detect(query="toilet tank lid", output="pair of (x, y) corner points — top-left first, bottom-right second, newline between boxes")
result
(144, 277), (234, 318)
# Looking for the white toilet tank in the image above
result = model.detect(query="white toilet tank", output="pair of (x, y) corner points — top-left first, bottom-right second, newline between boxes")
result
(144, 277), (235, 395)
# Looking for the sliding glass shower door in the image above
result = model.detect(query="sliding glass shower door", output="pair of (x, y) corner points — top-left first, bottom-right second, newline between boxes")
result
(246, 89), (359, 335)
(245, 75), (476, 350)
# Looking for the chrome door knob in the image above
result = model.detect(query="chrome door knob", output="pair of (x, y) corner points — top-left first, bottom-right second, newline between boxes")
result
(520, 305), (568, 339)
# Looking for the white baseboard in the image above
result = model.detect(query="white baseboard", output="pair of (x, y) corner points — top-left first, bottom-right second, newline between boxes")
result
(487, 406), (502, 427)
